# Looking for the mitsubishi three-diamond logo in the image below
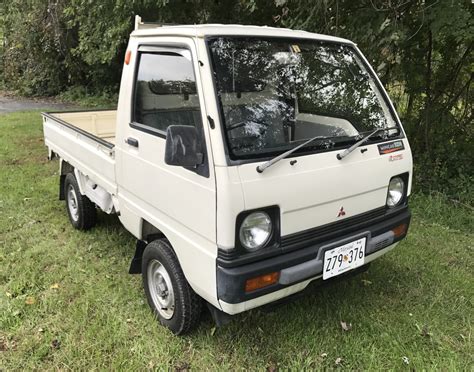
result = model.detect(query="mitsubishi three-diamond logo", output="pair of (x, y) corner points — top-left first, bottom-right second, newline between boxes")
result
(337, 206), (346, 218)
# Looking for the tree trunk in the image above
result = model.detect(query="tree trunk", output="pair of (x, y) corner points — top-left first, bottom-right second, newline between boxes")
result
(424, 30), (433, 157)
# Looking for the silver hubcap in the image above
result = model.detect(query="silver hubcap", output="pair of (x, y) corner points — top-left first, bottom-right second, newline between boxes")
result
(67, 184), (79, 222)
(147, 259), (175, 319)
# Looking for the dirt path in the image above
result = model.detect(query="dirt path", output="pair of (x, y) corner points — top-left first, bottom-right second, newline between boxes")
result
(0, 92), (76, 114)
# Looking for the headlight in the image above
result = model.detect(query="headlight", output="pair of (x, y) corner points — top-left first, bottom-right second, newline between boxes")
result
(239, 211), (272, 251)
(386, 176), (405, 207)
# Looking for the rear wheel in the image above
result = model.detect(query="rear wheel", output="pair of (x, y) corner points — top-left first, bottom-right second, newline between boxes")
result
(64, 173), (97, 230)
(142, 239), (202, 335)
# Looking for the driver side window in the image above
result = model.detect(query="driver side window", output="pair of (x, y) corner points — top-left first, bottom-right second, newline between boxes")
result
(133, 51), (202, 135)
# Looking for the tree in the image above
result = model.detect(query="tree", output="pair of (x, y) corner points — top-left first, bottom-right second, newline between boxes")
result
(0, 0), (472, 201)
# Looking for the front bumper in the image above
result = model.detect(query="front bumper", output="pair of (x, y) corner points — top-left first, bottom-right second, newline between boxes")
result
(217, 206), (411, 311)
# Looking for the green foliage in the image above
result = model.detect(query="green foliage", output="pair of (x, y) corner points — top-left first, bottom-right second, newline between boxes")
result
(277, 0), (473, 203)
(58, 86), (118, 108)
(0, 0), (472, 201)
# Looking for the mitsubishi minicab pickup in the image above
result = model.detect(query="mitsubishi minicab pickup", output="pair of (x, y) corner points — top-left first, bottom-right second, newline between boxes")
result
(42, 18), (412, 334)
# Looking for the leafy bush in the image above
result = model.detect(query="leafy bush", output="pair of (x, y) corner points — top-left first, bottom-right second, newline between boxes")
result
(58, 86), (118, 108)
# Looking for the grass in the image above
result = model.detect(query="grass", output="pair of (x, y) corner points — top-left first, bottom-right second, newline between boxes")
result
(1, 111), (472, 370)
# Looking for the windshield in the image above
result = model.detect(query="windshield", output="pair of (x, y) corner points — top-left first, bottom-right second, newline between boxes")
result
(207, 37), (400, 160)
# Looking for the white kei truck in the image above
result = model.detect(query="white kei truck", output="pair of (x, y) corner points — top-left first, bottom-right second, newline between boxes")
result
(42, 19), (412, 334)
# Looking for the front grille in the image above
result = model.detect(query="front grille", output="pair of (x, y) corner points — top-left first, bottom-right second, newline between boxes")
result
(281, 207), (386, 250)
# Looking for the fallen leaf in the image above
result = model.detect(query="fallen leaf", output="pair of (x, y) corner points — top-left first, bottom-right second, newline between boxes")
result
(50, 283), (60, 290)
(0, 337), (7, 351)
(340, 321), (352, 332)
(25, 296), (36, 305)
(174, 361), (190, 372)
(267, 362), (278, 372)
(335, 357), (343, 366)
(420, 324), (432, 338)
(402, 356), (410, 365)
(51, 339), (61, 350)
(0, 337), (17, 351)
(321, 353), (328, 358)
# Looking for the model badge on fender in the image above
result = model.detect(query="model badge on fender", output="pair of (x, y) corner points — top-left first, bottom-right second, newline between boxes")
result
(389, 154), (404, 162)
(378, 140), (404, 155)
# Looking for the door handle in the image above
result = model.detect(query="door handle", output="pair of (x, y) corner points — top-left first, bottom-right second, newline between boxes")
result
(125, 137), (139, 147)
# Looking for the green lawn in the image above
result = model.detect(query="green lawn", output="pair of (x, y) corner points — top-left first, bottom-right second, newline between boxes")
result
(1, 111), (472, 370)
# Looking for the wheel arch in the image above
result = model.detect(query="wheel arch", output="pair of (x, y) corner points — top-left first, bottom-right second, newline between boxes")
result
(129, 218), (168, 274)
(141, 219), (165, 242)
(126, 215), (218, 308)
(134, 219), (196, 289)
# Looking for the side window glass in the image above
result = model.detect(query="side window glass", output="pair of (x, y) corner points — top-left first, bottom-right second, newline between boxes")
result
(133, 51), (202, 134)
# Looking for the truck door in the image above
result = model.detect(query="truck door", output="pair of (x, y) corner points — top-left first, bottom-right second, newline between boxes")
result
(116, 42), (216, 281)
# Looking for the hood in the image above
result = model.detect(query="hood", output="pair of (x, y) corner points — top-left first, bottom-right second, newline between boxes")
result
(237, 139), (412, 236)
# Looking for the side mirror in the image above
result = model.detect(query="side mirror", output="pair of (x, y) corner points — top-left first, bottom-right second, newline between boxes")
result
(164, 125), (203, 167)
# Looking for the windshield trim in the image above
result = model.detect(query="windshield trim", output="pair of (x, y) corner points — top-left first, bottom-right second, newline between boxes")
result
(205, 35), (404, 165)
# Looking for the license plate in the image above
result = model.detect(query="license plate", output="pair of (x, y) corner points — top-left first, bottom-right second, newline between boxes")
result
(323, 237), (366, 280)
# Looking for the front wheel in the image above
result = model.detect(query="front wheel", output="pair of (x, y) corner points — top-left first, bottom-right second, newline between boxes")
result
(142, 239), (202, 335)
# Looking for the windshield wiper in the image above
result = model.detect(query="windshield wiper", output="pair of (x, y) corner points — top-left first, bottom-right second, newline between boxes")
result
(336, 126), (400, 160)
(256, 135), (329, 173)
(256, 126), (400, 173)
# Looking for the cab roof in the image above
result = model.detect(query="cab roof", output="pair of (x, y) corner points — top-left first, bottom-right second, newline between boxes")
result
(130, 24), (354, 45)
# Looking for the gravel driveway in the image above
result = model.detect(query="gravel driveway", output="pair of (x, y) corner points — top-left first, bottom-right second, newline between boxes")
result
(0, 93), (76, 114)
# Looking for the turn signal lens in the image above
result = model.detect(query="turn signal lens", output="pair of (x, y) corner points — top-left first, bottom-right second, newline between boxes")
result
(125, 50), (132, 65)
(392, 223), (408, 238)
(245, 272), (280, 292)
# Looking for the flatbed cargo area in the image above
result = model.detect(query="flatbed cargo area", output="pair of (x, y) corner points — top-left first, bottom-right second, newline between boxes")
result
(42, 109), (117, 197)
(46, 110), (117, 145)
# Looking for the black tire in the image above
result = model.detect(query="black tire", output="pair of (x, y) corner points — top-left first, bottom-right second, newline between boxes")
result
(64, 173), (97, 230)
(142, 239), (202, 335)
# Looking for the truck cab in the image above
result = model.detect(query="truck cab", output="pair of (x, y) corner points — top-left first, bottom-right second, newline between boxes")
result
(42, 21), (412, 334)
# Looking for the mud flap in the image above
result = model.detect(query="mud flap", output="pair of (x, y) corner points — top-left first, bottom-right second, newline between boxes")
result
(207, 303), (234, 327)
(129, 240), (147, 274)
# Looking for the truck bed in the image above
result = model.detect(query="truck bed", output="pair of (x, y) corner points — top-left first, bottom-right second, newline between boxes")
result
(45, 110), (117, 145)
(42, 109), (117, 197)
